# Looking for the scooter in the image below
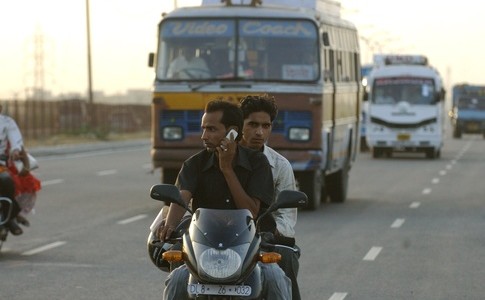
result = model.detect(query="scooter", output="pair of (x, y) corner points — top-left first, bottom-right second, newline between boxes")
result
(0, 196), (14, 252)
(148, 184), (307, 299)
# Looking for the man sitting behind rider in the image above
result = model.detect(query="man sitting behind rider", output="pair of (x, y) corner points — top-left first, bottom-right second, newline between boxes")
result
(166, 46), (210, 79)
(240, 94), (302, 300)
(153, 99), (292, 300)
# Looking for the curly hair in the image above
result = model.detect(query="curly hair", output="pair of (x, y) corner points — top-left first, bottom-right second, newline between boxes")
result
(240, 94), (278, 122)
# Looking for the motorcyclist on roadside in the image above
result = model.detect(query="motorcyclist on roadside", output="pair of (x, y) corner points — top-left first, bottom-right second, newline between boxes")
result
(152, 99), (292, 300)
(239, 94), (302, 300)
(0, 104), (30, 236)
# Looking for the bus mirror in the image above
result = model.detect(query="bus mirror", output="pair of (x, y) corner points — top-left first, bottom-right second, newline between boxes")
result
(148, 53), (155, 67)
(434, 93), (440, 103)
(322, 32), (330, 46)
(434, 88), (445, 103)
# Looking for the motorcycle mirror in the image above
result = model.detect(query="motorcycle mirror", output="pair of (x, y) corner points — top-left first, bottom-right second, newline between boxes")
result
(257, 190), (308, 224)
(149, 184), (190, 212)
(274, 190), (308, 209)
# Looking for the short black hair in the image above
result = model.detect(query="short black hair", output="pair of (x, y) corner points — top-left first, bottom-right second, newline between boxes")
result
(205, 99), (243, 141)
(240, 94), (278, 122)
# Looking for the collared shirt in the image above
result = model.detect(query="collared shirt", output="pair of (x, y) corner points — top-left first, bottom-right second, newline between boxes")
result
(263, 145), (298, 238)
(0, 114), (23, 165)
(176, 144), (274, 213)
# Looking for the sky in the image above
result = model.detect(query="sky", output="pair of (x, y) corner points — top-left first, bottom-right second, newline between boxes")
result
(1, 0), (485, 99)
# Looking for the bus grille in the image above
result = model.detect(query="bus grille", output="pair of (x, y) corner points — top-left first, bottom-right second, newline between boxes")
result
(273, 111), (312, 133)
(160, 110), (203, 133)
(160, 110), (312, 135)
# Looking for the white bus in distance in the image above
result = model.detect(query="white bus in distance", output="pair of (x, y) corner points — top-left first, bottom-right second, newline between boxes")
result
(365, 55), (445, 159)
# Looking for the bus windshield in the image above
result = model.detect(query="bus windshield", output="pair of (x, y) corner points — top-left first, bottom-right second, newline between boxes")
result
(156, 19), (319, 82)
(372, 77), (435, 105)
(457, 97), (485, 110)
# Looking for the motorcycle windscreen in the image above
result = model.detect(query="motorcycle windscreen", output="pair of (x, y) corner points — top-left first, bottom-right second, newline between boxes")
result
(189, 208), (256, 247)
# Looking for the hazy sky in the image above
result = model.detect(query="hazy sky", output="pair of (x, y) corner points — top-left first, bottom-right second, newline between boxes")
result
(1, 0), (484, 99)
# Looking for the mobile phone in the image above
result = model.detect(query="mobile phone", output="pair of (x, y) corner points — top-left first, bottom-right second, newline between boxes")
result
(226, 129), (238, 140)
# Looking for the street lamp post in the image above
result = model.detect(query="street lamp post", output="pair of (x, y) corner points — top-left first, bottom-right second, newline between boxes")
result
(85, 0), (95, 128)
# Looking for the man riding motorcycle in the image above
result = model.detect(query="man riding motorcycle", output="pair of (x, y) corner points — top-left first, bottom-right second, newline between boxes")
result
(150, 99), (292, 299)
(0, 104), (41, 245)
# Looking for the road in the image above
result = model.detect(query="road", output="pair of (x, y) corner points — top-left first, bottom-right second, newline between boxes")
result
(1, 135), (484, 299)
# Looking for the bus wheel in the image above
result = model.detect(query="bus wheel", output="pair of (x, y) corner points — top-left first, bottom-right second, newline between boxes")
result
(161, 169), (179, 205)
(162, 168), (179, 184)
(294, 170), (321, 211)
(425, 148), (437, 159)
(453, 127), (462, 138)
(372, 147), (382, 158)
(360, 136), (369, 152)
(325, 158), (349, 203)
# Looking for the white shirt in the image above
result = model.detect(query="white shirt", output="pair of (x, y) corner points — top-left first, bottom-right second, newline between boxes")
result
(263, 145), (298, 238)
(0, 114), (23, 165)
(167, 55), (210, 79)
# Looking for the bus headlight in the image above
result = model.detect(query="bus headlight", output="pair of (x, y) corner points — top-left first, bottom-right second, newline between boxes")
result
(289, 127), (310, 141)
(162, 126), (183, 140)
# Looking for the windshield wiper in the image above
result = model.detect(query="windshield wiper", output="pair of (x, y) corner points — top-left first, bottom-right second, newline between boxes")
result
(189, 81), (213, 92)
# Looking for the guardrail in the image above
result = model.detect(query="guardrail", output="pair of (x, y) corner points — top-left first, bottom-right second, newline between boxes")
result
(1, 99), (150, 141)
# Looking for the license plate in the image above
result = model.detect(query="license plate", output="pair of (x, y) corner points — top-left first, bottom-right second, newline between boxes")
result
(188, 284), (252, 296)
(397, 133), (410, 141)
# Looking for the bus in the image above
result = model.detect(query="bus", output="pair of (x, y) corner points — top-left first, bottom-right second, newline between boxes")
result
(365, 54), (446, 159)
(148, 0), (362, 210)
(449, 84), (485, 139)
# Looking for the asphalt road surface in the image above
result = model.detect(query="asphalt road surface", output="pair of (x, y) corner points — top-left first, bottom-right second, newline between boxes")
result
(1, 135), (484, 299)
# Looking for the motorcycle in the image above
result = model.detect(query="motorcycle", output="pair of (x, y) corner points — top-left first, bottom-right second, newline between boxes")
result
(0, 154), (41, 252)
(0, 196), (13, 252)
(147, 184), (307, 299)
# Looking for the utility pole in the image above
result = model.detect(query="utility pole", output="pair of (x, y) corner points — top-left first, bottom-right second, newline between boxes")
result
(86, 0), (95, 128)
(33, 26), (45, 101)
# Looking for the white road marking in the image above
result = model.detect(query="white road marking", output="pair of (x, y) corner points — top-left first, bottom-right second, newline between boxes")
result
(391, 218), (405, 228)
(410, 202), (421, 209)
(22, 241), (66, 256)
(117, 214), (148, 225)
(446, 164), (452, 170)
(422, 188), (432, 194)
(97, 169), (118, 176)
(439, 170), (447, 176)
(329, 292), (348, 300)
(431, 178), (439, 184)
(363, 246), (382, 261)
(42, 179), (64, 186)
(29, 262), (98, 268)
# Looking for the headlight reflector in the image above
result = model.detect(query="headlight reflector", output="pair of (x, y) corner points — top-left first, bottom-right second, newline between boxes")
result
(199, 248), (242, 279)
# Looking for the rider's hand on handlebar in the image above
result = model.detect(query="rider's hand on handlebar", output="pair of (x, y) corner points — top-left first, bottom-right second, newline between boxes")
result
(156, 221), (176, 242)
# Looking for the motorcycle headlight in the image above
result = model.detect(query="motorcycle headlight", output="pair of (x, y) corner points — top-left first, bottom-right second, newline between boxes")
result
(199, 248), (242, 279)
